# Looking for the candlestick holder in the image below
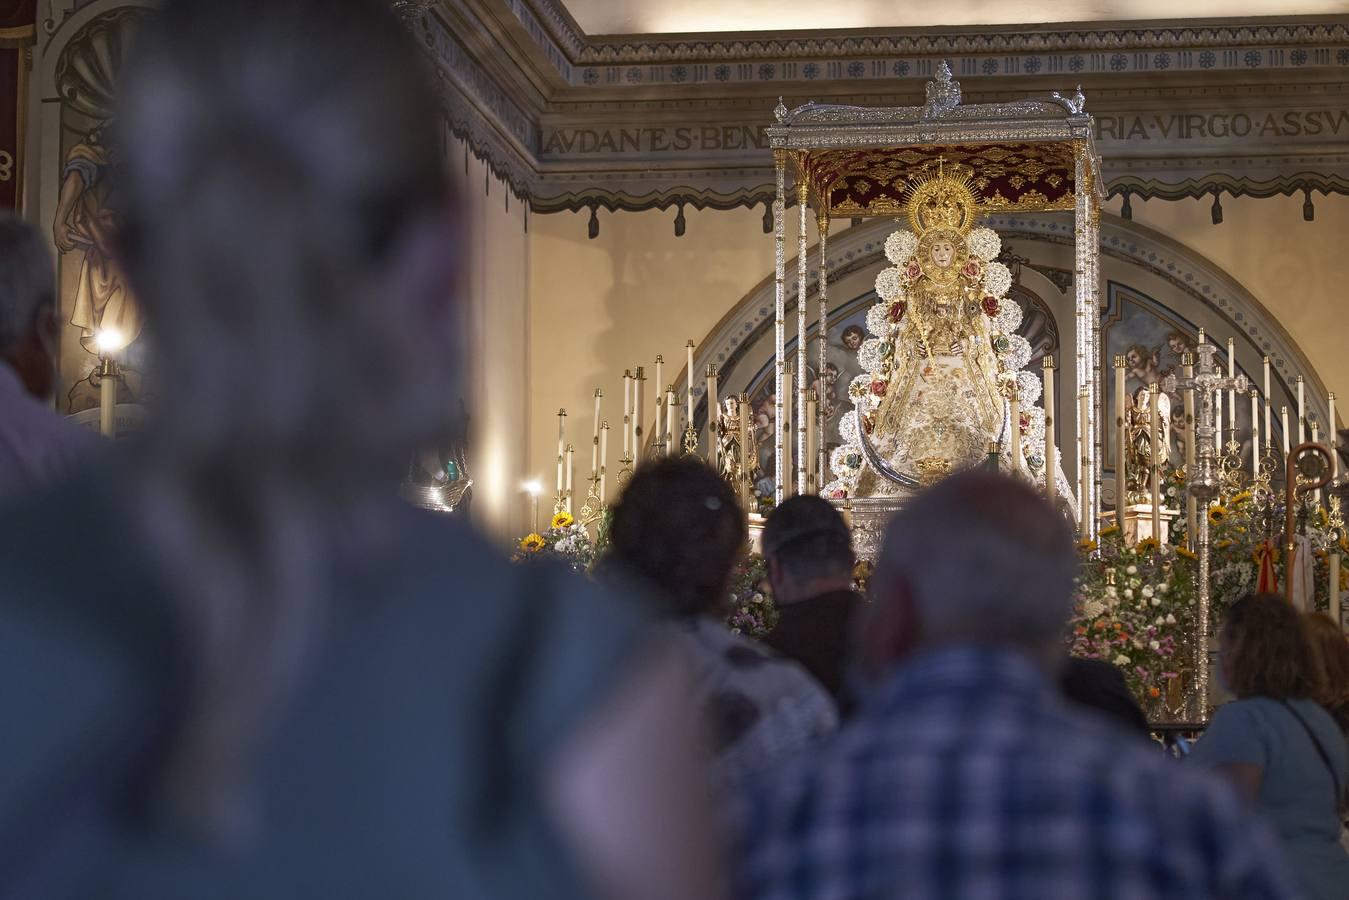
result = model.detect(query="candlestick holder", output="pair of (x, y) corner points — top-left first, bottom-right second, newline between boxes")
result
(617, 454), (634, 488)
(682, 423), (698, 456)
(578, 474), (604, 526)
(553, 491), (569, 517)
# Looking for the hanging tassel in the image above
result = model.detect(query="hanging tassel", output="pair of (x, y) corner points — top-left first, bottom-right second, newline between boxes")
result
(673, 202), (686, 237)
(1120, 190), (1133, 221)
(1210, 191), (1223, 225)
(1255, 538), (1279, 593)
(1303, 188), (1315, 222)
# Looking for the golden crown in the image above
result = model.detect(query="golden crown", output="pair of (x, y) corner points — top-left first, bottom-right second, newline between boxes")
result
(904, 166), (980, 236)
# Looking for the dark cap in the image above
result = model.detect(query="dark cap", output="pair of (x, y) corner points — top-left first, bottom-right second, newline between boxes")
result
(762, 494), (851, 558)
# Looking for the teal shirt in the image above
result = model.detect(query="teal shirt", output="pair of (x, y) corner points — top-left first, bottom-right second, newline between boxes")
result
(1190, 697), (1349, 900)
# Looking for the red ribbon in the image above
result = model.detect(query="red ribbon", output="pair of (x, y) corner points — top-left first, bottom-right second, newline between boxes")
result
(1255, 539), (1279, 594)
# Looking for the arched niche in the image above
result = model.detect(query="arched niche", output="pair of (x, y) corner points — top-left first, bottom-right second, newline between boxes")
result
(682, 212), (1330, 500)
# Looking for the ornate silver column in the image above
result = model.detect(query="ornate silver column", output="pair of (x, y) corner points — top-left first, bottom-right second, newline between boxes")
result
(773, 149), (787, 506)
(1166, 341), (1248, 720)
(796, 165), (810, 496)
(817, 213), (831, 489)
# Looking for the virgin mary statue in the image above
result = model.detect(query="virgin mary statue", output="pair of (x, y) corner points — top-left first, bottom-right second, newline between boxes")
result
(824, 168), (1074, 511)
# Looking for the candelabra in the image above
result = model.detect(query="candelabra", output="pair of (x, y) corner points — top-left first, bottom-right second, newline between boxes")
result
(1164, 340), (1248, 721)
(578, 474), (604, 527)
(682, 423), (699, 456)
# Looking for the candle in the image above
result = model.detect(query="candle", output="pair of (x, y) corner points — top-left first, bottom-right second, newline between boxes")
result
(665, 386), (676, 455)
(1331, 552), (1342, 612)
(782, 365), (794, 497)
(99, 363), (116, 438)
(599, 423), (609, 503)
(591, 389), (602, 476)
(1079, 389), (1090, 534)
(1250, 390), (1260, 478)
(622, 370), (633, 458)
(1215, 390), (1223, 450)
(1227, 338), (1236, 433)
(1282, 405), (1291, 455)
(565, 444), (575, 513)
(1043, 357), (1056, 500)
(1182, 353), (1196, 549)
(706, 364), (719, 468)
(1298, 375), (1306, 444)
(805, 391), (818, 494)
(654, 356), (664, 445)
(1312, 420), (1322, 505)
(1331, 393), (1339, 483)
(556, 408), (567, 494)
(634, 367), (645, 458)
(738, 393), (752, 512)
(1263, 356), (1272, 448)
(1149, 383), (1161, 541)
(1198, 327), (1206, 345)
(686, 340), (695, 425)
(1114, 355), (1126, 519)
(1010, 393), (1024, 474)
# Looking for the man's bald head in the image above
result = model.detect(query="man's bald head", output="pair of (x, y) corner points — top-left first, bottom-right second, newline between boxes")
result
(868, 471), (1076, 664)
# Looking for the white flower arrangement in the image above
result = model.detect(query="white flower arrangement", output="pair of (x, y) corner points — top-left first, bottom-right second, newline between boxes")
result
(967, 227), (1001, 262)
(838, 410), (859, 444)
(1016, 370), (1042, 405)
(857, 338), (890, 375)
(994, 299), (1023, 333)
(874, 267), (904, 301)
(831, 444), (864, 478)
(983, 260), (1013, 297)
(884, 229), (919, 265)
(1003, 334), (1032, 371)
(821, 478), (848, 499)
(865, 302), (892, 337)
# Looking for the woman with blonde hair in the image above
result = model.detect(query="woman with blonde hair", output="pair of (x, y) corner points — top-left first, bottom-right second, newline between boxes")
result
(1305, 612), (1349, 735)
(1190, 594), (1349, 900)
(0, 2), (724, 897)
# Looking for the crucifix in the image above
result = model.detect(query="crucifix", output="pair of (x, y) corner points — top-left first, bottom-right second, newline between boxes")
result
(1164, 340), (1248, 721)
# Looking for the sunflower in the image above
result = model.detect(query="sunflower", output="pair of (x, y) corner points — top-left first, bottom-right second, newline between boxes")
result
(550, 510), (575, 530)
(1230, 491), (1253, 506)
(1214, 539), (1234, 550)
(1136, 537), (1160, 555)
(1208, 505), (1229, 525)
(519, 533), (547, 552)
(1176, 546), (1197, 560)
(1077, 538), (1097, 554)
(1099, 525), (1121, 538)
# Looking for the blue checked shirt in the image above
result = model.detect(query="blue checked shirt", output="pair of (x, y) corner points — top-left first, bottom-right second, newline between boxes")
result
(732, 647), (1298, 900)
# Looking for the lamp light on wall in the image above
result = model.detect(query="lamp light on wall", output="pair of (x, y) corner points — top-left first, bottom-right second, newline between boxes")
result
(522, 479), (542, 532)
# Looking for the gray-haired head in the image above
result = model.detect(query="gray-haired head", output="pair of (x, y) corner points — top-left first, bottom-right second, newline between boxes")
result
(0, 213), (59, 397)
(870, 470), (1076, 659)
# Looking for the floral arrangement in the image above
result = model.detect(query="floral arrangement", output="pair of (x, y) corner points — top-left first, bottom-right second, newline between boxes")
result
(822, 224), (1058, 499)
(512, 510), (597, 571)
(727, 553), (777, 638)
(1070, 525), (1195, 711)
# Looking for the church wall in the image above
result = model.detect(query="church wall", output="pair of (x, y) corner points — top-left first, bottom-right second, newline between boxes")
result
(1104, 191), (1349, 424)
(450, 134), (531, 542)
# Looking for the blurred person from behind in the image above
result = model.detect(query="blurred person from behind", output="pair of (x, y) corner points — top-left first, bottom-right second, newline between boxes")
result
(1304, 611), (1349, 735)
(0, 2), (724, 898)
(735, 471), (1297, 900)
(603, 457), (838, 784)
(760, 494), (863, 708)
(1059, 656), (1151, 738)
(0, 212), (96, 500)
(1190, 595), (1349, 900)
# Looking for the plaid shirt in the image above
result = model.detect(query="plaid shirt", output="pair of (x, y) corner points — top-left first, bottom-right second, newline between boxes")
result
(733, 647), (1298, 900)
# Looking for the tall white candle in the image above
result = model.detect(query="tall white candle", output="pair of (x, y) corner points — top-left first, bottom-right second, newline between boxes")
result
(1250, 390), (1260, 478)
(1331, 392), (1338, 483)
(1312, 420), (1321, 505)
(1215, 391), (1223, 450)
(1297, 375), (1306, 444)
(706, 364), (719, 468)
(1114, 355), (1126, 516)
(686, 340), (696, 425)
(782, 366), (794, 497)
(634, 367), (645, 458)
(1010, 393), (1024, 474)
(599, 423), (609, 503)
(665, 386), (676, 455)
(1227, 338), (1237, 433)
(1043, 357), (1056, 500)
(622, 370), (633, 458)
(1263, 356), (1272, 448)
(99, 366), (116, 438)
(654, 356), (664, 445)
(805, 391), (818, 493)
(565, 444), (574, 513)
(1282, 405), (1291, 455)
(1150, 383), (1161, 540)
(556, 408), (567, 494)
(591, 389), (602, 475)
